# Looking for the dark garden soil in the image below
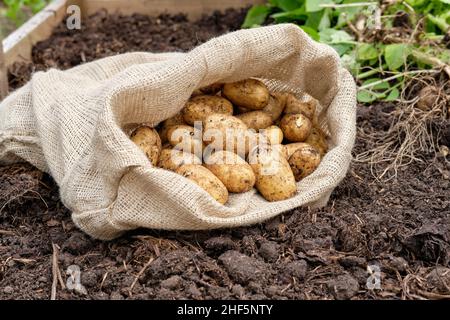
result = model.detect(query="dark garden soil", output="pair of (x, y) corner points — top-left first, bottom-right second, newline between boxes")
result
(1, 9), (449, 300)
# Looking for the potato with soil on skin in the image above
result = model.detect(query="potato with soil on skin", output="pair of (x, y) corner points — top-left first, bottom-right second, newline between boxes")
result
(260, 125), (283, 145)
(158, 113), (186, 143)
(176, 164), (228, 205)
(305, 126), (328, 157)
(157, 148), (201, 172)
(130, 126), (162, 166)
(288, 144), (321, 181)
(236, 111), (273, 130)
(284, 93), (317, 120)
(280, 113), (312, 142)
(223, 79), (269, 110)
(283, 142), (311, 159)
(204, 150), (255, 193)
(263, 92), (288, 121)
(416, 86), (439, 111)
(167, 125), (204, 156)
(182, 95), (233, 125)
(248, 145), (297, 202)
(202, 114), (250, 156)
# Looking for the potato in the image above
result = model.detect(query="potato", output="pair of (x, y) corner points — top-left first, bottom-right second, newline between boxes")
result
(284, 142), (310, 159)
(157, 149), (201, 171)
(130, 126), (162, 166)
(176, 164), (228, 205)
(263, 92), (287, 121)
(260, 125), (283, 145)
(203, 114), (249, 156)
(167, 125), (204, 156)
(248, 145), (297, 201)
(417, 86), (439, 111)
(284, 93), (317, 120)
(236, 111), (273, 130)
(205, 151), (255, 193)
(182, 95), (233, 125)
(280, 114), (312, 142)
(305, 126), (328, 156)
(288, 144), (321, 181)
(158, 113), (186, 143)
(223, 79), (269, 110)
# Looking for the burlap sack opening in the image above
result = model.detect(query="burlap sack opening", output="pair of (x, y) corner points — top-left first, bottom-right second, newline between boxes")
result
(0, 24), (356, 240)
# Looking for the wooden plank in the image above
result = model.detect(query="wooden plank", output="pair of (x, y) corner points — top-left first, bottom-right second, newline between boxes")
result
(2, 0), (79, 67)
(0, 40), (8, 100)
(81, 0), (263, 19)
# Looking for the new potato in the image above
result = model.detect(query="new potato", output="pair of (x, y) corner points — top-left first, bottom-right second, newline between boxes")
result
(223, 79), (269, 110)
(236, 111), (273, 130)
(248, 145), (297, 201)
(182, 95), (233, 125)
(284, 93), (317, 120)
(305, 127), (328, 156)
(130, 126), (162, 166)
(157, 149), (201, 171)
(158, 113), (185, 143)
(280, 113), (312, 142)
(176, 164), (229, 205)
(263, 92), (287, 121)
(205, 150), (255, 193)
(167, 125), (204, 156)
(260, 125), (284, 145)
(288, 144), (321, 181)
(203, 114), (250, 156)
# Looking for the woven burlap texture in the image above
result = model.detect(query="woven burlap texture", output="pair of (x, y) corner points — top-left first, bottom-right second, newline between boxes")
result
(0, 24), (356, 240)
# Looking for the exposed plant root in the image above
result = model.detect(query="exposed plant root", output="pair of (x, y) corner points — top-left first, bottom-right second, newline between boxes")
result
(355, 74), (449, 180)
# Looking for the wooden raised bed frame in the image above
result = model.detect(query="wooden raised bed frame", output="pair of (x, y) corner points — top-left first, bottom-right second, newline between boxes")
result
(0, 0), (261, 100)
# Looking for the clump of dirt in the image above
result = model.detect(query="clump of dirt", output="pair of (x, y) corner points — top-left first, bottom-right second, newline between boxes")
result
(1, 9), (450, 300)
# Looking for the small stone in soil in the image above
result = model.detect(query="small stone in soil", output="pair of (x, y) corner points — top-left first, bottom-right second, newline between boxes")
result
(160, 275), (182, 290)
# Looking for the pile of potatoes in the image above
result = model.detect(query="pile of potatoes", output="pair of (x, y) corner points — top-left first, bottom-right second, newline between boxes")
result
(130, 79), (328, 205)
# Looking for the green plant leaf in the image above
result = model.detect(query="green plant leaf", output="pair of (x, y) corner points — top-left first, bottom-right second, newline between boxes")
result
(242, 5), (271, 28)
(384, 44), (411, 70)
(357, 43), (378, 61)
(319, 28), (354, 43)
(357, 90), (377, 103)
(336, 0), (363, 27)
(300, 26), (320, 41)
(305, 9), (331, 30)
(305, 0), (333, 12)
(270, 6), (307, 20)
(277, 0), (303, 11)
(427, 14), (450, 32)
(384, 88), (400, 101)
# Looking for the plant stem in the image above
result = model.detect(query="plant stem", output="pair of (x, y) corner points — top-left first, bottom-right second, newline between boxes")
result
(319, 2), (378, 9)
(358, 70), (439, 91)
(357, 64), (388, 79)
(411, 50), (450, 78)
